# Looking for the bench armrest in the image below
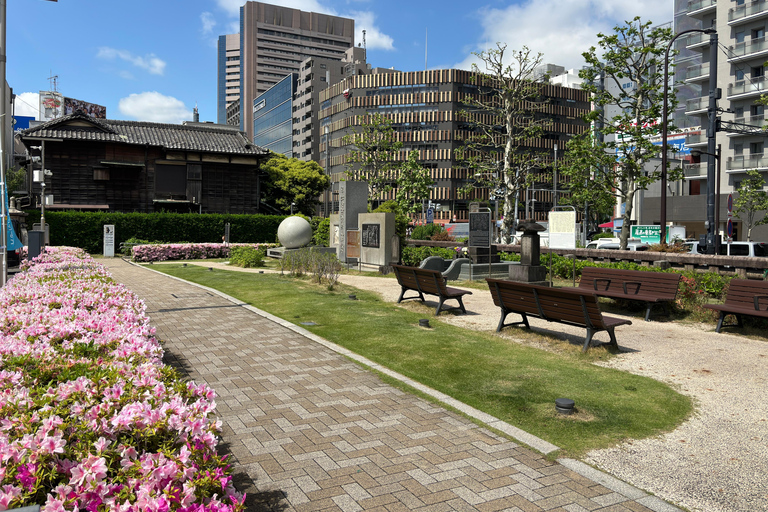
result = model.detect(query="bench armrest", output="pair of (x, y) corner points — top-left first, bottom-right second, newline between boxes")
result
(754, 295), (768, 311)
(622, 281), (642, 295)
(593, 278), (611, 291)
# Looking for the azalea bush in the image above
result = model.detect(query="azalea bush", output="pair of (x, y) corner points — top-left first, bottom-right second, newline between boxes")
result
(131, 243), (277, 263)
(0, 248), (244, 512)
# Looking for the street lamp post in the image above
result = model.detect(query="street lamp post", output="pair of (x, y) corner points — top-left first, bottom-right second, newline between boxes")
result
(660, 27), (716, 246)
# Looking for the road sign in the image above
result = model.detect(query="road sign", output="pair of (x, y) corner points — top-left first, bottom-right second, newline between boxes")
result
(727, 218), (733, 239)
(727, 193), (733, 214)
(426, 208), (434, 224)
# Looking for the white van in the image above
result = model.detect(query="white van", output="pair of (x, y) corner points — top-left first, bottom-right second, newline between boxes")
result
(684, 241), (768, 257)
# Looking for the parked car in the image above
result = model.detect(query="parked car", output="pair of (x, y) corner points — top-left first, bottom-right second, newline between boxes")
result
(684, 241), (768, 257)
(585, 238), (650, 251)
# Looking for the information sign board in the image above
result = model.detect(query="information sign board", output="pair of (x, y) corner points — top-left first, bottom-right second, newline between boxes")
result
(426, 208), (434, 224)
(548, 210), (577, 249)
(469, 211), (491, 248)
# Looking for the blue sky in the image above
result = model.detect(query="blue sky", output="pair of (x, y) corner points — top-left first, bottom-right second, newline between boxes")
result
(8, 0), (671, 125)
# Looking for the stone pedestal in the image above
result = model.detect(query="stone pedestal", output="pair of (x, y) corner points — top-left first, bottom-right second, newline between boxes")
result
(508, 220), (549, 286)
(469, 246), (499, 264)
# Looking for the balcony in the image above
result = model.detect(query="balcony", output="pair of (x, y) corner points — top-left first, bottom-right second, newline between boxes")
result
(683, 162), (708, 177)
(685, 132), (708, 147)
(729, 0), (768, 25)
(727, 36), (768, 62)
(685, 96), (710, 115)
(727, 153), (768, 170)
(727, 114), (767, 136)
(687, 0), (717, 16)
(685, 32), (713, 49)
(727, 75), (768, 99)
(684, 63), (710, 81)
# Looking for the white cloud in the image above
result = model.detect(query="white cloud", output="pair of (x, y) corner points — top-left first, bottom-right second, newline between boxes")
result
(118, 92), (192, 124)
(14, 92), (40, 119)
(97, 47), (167, 76)
(201, 12), (217, 34)
(455, 0), (672, 72)
(350, 11), (394, 51)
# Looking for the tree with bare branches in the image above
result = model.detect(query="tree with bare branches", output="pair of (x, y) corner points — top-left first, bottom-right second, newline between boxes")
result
(456, 44), (551, 243)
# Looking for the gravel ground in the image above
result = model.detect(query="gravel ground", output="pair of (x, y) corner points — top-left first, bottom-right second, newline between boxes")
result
(181, 263), (768, 512)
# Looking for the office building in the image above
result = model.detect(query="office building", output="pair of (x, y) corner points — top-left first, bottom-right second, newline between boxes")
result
(217, 1), (355, 142)
(318, 67), (591, 222)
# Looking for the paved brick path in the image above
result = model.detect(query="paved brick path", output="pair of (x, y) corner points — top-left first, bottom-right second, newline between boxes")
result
(105, 259), (680, 512)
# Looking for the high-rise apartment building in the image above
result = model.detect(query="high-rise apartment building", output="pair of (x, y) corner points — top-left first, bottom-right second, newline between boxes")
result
(217, 1), (355, 142)
(640, 0), (768, 242)
(217, 34), (241, 125)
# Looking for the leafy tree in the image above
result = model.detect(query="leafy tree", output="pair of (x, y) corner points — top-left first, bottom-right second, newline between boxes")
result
(343, 113), (403, 205)
(394, 150), (433, 215)
(6, 166), (27, 195)
(261, 153), (330, 215)
(734, 169), (768, 241)
(559, 133), (620, 233)
(455, 44), (552, 243)
(576, 17), (677, 249)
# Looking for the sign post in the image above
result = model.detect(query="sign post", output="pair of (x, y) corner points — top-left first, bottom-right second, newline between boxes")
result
(103, 225), (115, 258)
(727, 193), (733, 245)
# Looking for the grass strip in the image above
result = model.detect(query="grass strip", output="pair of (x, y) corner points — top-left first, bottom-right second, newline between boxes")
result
(149, 264), (692, 458)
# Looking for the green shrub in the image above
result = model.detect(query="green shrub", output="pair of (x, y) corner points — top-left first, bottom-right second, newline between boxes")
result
(229, 246), (266, 268)
(312, 217), (330, 246)
(592, 232), (615, 240)
(411, 224), (445, 240)
(373, 202), (409, 238)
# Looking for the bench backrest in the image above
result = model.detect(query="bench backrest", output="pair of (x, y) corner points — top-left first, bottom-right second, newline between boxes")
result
(487, 278), (607, 329)
(579, 267), (681, 299)
(723, 278), (768, 310)
(392, 264), (445, 295)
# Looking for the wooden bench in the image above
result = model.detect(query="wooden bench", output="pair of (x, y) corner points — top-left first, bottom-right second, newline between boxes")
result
(392, 264), (473, 315)
(703, 278), (768, 332)
(578, 267), (681, 321)
(487, 278), (632, 352)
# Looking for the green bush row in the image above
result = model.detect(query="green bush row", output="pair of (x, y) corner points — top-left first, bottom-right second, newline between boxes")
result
(25, 211), (288, 254)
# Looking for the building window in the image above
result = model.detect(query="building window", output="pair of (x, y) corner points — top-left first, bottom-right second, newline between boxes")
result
(750, 141), (763, 155)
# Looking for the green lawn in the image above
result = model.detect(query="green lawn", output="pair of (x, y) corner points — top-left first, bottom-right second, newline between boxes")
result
(149, 264), (692, 458)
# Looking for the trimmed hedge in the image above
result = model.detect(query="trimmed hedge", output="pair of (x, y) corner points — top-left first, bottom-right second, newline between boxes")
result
(25, 211), (287, 254)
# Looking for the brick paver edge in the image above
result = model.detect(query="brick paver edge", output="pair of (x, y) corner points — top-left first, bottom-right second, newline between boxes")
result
(124, 259), (684, 511)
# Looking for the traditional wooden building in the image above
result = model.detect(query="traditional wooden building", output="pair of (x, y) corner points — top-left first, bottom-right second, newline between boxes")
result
(18, 112), (270, 213)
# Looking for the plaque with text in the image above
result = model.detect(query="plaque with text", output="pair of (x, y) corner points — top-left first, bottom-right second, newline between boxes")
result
(469, 212), (491, 248)
(361, 223), (380, 248)
(346, 230), (360, 259)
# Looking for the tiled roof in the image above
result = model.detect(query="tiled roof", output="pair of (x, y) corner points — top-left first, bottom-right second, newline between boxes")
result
(20, 112), (269, 156)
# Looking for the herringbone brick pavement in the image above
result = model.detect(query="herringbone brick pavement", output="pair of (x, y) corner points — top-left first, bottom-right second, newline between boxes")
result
(105, 259), (679, 512)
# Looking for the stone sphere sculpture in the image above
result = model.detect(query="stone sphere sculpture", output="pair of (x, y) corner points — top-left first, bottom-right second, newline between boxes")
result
(277, 216), (313, 249)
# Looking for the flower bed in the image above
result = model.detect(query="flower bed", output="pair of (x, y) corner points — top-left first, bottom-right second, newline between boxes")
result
(0, 248), (244, 512)
(131, 243), (277, 263)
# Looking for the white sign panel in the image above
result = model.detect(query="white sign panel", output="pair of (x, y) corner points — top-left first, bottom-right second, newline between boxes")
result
(548, 211), (577, 249)
(103, 224), (115, 258)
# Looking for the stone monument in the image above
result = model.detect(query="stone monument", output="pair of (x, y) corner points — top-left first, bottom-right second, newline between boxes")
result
(329, 181), (368, 263)
(508, 220), (549, 285)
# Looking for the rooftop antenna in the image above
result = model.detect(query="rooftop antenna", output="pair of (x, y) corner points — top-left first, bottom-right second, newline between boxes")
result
(193, 102), (199, 123)
(48, 72), (58, 93)
(362, 29), (366, 60)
